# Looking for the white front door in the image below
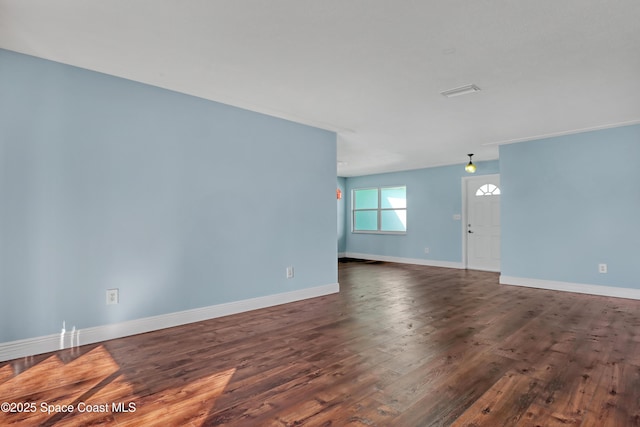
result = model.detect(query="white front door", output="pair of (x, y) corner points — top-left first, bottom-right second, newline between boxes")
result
(465, 175), (501, 272)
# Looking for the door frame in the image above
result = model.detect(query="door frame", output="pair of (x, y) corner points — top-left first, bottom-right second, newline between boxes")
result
(461, 173), (500, 270)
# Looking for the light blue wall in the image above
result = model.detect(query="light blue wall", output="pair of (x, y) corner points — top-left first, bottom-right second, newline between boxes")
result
(345, 160), (499, 262)
(0, 49), (337, 343)
(500, 124), (640, 288)
(337, 177), (347, 254)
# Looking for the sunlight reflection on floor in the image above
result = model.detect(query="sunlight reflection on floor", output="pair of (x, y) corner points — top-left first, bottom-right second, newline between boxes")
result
(0, 345), (236, 426)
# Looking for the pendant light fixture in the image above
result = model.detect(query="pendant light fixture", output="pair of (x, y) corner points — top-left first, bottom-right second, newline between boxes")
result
(465, 154), (477, 173)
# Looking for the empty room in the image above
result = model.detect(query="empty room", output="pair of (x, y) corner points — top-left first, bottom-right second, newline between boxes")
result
(1, 1), (639, 426)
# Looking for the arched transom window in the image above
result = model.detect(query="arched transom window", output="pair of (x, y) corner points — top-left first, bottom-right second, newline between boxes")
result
(475, 184), (501, 196)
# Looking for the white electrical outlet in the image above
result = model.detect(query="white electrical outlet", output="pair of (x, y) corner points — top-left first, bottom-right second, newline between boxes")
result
(286, 266), (294, 279)
(598, 264), (608, 274)
(106, 288), (119, 305)
(424, 247), (430, 254)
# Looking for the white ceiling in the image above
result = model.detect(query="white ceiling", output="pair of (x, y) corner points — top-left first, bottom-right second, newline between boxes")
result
(1, 0), (639, 176)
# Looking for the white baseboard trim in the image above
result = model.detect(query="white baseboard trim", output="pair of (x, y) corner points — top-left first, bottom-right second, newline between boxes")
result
(344, 252), (463, 269)
(338, 252), (346, 258)
(0, 282), (339, 362)
(500, 275), (640, 300)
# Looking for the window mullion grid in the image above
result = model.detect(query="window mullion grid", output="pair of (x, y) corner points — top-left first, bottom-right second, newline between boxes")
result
(352, 186), (407, 233)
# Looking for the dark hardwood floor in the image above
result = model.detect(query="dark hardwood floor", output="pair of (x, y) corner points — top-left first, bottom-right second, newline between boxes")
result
(2, 260), (640, 426)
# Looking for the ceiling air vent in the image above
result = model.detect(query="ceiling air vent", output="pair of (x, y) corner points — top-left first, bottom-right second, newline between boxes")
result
(440, 84), (481, 98)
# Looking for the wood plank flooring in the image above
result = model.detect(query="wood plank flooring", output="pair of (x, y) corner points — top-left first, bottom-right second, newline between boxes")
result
(2, 260), (640, 426)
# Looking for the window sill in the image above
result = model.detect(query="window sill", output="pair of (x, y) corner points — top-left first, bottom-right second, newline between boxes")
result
(352, 231), (407, 235)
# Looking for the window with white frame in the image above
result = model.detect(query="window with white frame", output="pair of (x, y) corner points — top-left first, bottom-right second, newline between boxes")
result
(352, 186), (406, 233)
(475, 184), (501, 196)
